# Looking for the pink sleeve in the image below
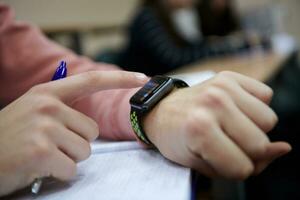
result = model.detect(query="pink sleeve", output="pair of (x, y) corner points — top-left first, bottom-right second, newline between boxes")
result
(0, 4), (139, 140)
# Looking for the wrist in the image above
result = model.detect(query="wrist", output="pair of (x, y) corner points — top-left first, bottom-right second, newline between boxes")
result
(129, 76), (188, 146)
(142, 88), (178, 146)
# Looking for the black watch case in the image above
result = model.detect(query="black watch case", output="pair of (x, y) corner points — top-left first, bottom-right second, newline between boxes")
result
(130, 76), (174, 112)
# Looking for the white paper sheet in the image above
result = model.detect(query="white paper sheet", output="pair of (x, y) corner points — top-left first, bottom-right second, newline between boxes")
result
(9, 141), (191, 200)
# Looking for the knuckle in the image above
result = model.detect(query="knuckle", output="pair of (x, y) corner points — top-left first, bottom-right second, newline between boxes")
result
(214, 72), (231, 83)
(29, 137), (53, 160)
(83, 71), (99, 86)
(251, 140), (268, 157)
(81, 118), (99, 142)
(54, 161), (77, 181)
(264, 86), (274, 100)
(259, 86), (274, 104)
(37, 120), (56, 134)
(35, 98), (61, 116)
(110, 71), (131, 87)
(118, 71), (129, 79)
(88, 119), (99, 141)
(218, 71), (236, 78)
(65, 162), (77, 180)
(263, 112), (278, 132)
(202, 87), (229, 109)
(79, 141), (92, 161)
(186, 143), (202, 159)
(29, 84), (48, 94)
(271, 112), (279, 126)
(191, 160), (219, 178)
(231, 163), (254, 180)
(212, 74), (235, 91)
(185, 111), (214, 152)
(186, 111), (213, 137)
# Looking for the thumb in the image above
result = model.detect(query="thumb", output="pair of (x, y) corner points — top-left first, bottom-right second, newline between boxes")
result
(253, 141), (292, 174)
(46, 71), (149, 103)
(264, 141), (292, 161)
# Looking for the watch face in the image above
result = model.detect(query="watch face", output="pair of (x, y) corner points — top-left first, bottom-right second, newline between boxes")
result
(130, 76), (173, 109)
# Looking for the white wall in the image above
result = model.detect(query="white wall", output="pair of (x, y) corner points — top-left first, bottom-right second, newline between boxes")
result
(236, 0), (300, 42)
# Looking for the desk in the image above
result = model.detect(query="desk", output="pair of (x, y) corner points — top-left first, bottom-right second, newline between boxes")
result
(170, 52), (288, 82)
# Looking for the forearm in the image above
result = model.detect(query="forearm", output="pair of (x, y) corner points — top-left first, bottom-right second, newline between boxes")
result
(0, 4), (137, 140)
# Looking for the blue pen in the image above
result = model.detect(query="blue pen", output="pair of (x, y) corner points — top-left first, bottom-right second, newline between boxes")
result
(52, 61), (67, 81)
(31, 61), (67, 195)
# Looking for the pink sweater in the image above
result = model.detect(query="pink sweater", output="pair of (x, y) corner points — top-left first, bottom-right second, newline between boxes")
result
(0, 4), (138, 140)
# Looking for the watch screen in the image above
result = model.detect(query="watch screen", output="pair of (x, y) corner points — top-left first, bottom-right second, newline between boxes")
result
(130, 76), (171, 105)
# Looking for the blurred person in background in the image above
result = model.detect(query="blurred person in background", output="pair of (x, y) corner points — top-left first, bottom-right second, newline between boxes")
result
(100, 0), (268, 76)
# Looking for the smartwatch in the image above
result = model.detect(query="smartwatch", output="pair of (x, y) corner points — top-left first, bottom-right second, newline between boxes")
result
(129, 75), (189, 145)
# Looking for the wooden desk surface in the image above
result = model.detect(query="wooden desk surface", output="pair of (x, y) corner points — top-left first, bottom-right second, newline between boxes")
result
(170, 52), (288, 82)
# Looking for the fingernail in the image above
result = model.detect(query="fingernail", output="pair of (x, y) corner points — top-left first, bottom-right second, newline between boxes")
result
(280, 144), (293, 155)
(286, 144), (292, 152)
(134, 73), (148, 81)
(275, 146), (292, 160)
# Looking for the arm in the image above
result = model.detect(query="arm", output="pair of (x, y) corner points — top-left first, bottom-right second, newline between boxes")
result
(0, 4), (136, 140)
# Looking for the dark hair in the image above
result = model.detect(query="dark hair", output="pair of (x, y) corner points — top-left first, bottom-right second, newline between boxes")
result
(197, 0), (241, 36)
(141, 0), (188, 46)
(141, 0), (240, 44)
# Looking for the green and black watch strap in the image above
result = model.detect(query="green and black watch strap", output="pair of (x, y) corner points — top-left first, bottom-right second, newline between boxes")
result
(130, 108), (152, 145)
(130, 78), (189, 146)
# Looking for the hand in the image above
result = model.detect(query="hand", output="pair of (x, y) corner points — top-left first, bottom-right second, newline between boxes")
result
(0, 71), (148, 196)
(144, 71), (291, 180)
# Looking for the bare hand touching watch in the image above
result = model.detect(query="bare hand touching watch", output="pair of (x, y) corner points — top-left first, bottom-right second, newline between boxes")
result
(143, 71), (291, 180)
(0, 71), (148, 196)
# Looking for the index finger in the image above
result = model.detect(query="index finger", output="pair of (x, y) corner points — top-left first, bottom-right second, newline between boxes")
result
(46, 71), (148, 103)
